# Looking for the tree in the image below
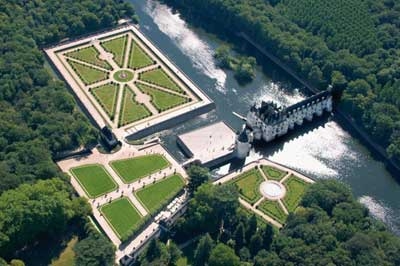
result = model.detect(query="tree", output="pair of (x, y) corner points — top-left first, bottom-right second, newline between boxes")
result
(234, 222), (245, 252)
(167, 242), (182, 265)
(187, 165), (210, 194)
(262, 224), (274, 250)
(208, 243), (240, 266)
(194, 234), (214, 266)
(74, 233), (115, 266)
(245, 215), (258, 243)
(184, 183), (239, 233)
(249, 233), (263, 257)
(301, 179), (352, 215)
(0, 179), (79, 257)
(214, 45), (231, 69)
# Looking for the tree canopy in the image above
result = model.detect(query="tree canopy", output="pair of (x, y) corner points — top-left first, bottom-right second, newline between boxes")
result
(147, 179), (400, 265)
(165, 0), (400, 164)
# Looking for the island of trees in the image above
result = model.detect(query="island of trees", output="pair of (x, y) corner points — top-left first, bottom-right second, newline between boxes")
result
(214, 45), (257, 84)
(164, 0), (400, 166)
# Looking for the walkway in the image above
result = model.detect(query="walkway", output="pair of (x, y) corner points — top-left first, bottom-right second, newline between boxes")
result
(214, 158), (314, 227)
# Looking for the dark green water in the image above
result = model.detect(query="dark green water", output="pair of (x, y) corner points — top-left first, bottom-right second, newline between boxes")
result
(131, 0), (400, 234)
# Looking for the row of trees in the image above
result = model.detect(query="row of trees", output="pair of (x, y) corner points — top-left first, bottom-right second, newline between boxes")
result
(0, 0), (137, 264)
(137, 166), (400, 265)
(163, 0), (400, 163)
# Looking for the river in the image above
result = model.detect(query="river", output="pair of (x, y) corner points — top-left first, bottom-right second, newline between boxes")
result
(130, 0), (400, 234)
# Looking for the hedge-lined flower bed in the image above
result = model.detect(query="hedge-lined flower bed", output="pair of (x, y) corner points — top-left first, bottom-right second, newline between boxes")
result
(138, 66), (185, 94)
(118, 86), (152, 127)
(67, 59), (109, 85)
(66, 45), (112, 70)
(101, 34), (128, 68)
(90, 82), (119, 120)
(136, 82), (190, 113)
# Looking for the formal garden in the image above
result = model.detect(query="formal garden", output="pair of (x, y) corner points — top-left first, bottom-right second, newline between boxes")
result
(59, 31), (197, 128)
(110, 154), (171, 183)
(70, 164), (117, 198)
(228, 164), (311, 225)
(100, 197), (144, 241)
(119, 85), (151, 126)
(90, 82), (119, 119)
(135, 174), (185, 214)
(139, 68), (183, 93)
(128, 40), (155, 69)
(136, 82), (190, 112)
(101, 34), (128, 67)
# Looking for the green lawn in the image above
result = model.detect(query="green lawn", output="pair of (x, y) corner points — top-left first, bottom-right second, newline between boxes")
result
(91, 83), (119, 119)
(136, 174), (185, 213)
(66, 46), (111, 70)
(51, 236), (77, 266)
(139, 68), (183, 93)
(230, 168), (264, 204)
(128, 41), (154, 69)
(70, 164), (117, 198)
(100, 197), (143, 240)
(282, 175), (309, 212)
(110, 154), (170, 183)
(136, 83), (189, 112)
(119, 86), (151, 126)
(68, 60), (108, 85)
(261, 165), (287, 181)
(258, 200), (287, 224)
(101, 35), (127, 67)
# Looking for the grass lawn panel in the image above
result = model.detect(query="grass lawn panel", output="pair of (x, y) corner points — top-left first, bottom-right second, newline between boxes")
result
(139, 68), (183, 93)
(119, 86), (151, 126)
(283, 175), (309, 212)
(68, 60), (108, 85)
(230, 168), (264, 204)
(91, 83), (119, 119)
(128, 41), (154, 69)
(261, 165), (287, 181)
(101, 35), (127, 67)
(136, 83), (189, 112)
(70, 164), (117, 198)
(66, 46), (111, 70)
(100, 198), (142, 240)
(258, 200), (287, 224)
(136, 174), (185, 213)
(111, 154), (170, 183)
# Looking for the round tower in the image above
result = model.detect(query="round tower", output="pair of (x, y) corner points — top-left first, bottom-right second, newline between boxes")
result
(236, 129), (251, 159)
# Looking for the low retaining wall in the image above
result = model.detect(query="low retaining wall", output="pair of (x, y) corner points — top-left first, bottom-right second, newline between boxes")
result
(125, 102), (215, 141)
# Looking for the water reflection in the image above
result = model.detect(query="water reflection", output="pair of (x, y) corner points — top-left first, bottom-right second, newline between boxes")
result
(145, 0), (227, 91)
(134, 0), (400, 234)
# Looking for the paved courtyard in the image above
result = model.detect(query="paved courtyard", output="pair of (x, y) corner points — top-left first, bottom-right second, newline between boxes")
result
(57, 142), (188, 254)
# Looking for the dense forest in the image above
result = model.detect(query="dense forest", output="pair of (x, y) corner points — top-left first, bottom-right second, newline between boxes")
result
(137, 166), (400, 265)
(164, 0), (400, 163)
(0, 0), (135, 264)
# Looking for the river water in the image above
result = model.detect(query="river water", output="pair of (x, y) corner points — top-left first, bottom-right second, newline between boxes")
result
(130, 0), (400, 234)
